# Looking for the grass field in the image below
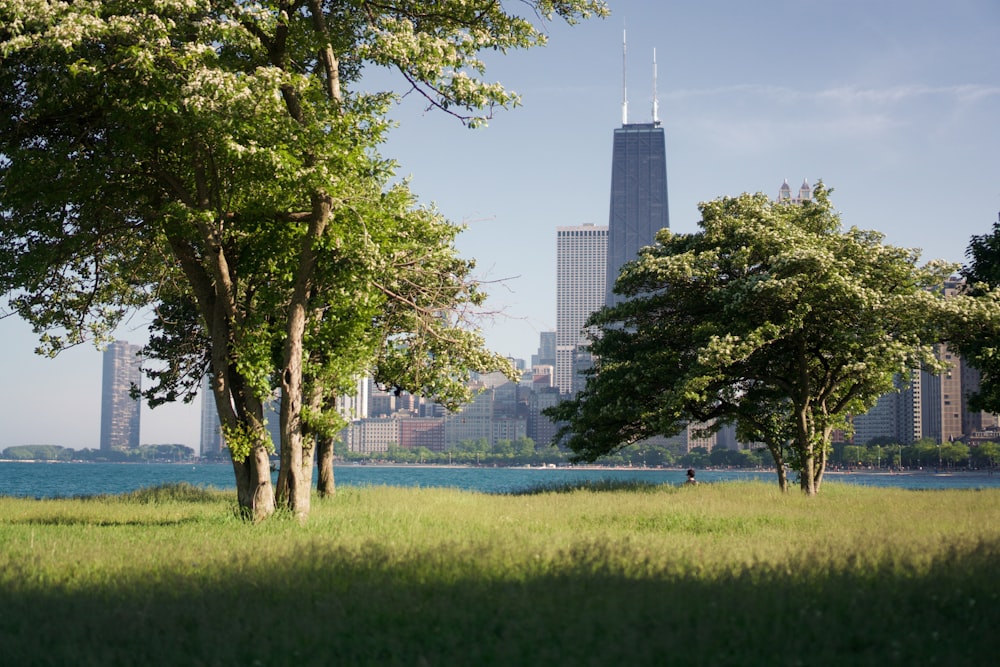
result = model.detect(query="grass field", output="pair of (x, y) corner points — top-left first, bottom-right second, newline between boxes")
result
(1, 480), (998, 666)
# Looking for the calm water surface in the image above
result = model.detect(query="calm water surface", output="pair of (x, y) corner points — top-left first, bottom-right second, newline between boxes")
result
(1, 461), (998, 499)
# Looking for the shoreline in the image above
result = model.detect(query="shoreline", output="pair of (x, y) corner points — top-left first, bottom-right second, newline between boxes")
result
(1, 458), (995, 478)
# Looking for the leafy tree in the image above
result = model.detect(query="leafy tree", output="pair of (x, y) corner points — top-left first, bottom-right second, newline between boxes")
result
(709, 445), (747, 468)
(493, 439), (515, 457)
(0, 0), (605, 520)
(456, 438), (491, 454)
(514, 437), (537, 458)
(842, 445), (866, 467)
(972, 441), (1000, 469)
(910, 440), (941, 469)
(955, 212), (1000, 412)
(548, 186), (970, 494)
(2, 445), (74, 461)
(678, 447), (711, 469)
(940, 442), (970, 469)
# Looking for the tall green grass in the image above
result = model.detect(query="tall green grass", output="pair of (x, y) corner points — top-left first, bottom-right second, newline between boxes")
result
(1, 481), (998, 666)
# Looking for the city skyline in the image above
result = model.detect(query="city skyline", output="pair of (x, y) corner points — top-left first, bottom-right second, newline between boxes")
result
(1, 1), (998, 447)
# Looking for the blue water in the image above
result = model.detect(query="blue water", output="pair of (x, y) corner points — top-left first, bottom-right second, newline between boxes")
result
(1, 462), (999, 499)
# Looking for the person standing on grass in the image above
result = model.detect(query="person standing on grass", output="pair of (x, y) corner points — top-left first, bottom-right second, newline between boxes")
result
(686, 469), (698, 485)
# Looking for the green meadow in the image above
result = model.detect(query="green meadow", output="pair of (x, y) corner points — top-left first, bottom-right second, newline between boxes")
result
(1, 481), (998, 666)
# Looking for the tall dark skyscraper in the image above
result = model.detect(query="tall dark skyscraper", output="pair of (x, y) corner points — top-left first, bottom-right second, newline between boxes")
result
(100, 340), (142, 451)
(606, 37), (670, 305)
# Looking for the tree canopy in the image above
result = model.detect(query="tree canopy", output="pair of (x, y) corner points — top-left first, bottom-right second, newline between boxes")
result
(0, 0), (606, 520)
(956, 212), (1000, 413)
(547, 185), (973, 494)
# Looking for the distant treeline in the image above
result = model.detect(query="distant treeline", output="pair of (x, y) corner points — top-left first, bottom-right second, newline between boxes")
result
(830, 438), (999, 470)
(1, 444), (197, 462)
(339, 438), (764, 469)
(6, 438), (997, 471)
(343, 437), (1000, 470)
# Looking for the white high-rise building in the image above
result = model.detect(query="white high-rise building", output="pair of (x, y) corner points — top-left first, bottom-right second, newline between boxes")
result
(100, 340), (142, 451)
(556, 224), (608, 394)
(336, 375), (370, 422)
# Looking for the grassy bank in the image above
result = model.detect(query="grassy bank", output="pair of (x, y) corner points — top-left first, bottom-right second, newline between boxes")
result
(1, 481), (998, 666)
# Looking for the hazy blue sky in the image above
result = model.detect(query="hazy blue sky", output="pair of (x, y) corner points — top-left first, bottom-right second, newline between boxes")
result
(2, 0), (998, 449)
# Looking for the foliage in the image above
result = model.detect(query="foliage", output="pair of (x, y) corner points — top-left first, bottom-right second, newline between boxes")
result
(548, 185), (971, 494)
(0, 0), (606, 519)
(827, 438), (998, 471)
(341, 438), (769, 470)
(1, 444), (196, 462)
(1, 445), (75, 461)
(956, 212), (1000, 412)
(2, 484), (999, 665)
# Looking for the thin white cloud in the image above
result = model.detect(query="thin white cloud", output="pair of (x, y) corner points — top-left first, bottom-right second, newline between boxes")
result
(667, 83), (1000, 107)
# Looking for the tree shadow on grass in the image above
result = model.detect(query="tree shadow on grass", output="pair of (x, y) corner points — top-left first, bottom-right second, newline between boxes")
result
(3, 540), (998, 667)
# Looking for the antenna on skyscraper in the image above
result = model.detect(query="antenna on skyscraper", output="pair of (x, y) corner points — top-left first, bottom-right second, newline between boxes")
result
(621, 26), (629, 125)
(652, 48), (659, 125)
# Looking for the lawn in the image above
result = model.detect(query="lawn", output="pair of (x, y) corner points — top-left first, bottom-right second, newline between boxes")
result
(1, 481), (998, 666)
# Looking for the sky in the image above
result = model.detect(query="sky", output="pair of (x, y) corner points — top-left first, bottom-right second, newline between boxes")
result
(1, 0), (998, 449)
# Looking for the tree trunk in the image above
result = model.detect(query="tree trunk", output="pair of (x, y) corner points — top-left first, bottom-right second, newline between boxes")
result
(316, 434), (336, 497)
(794, 396), (818, 496)
(813, 428), (832, 493)
(775, 459), (789, 493)
(277, 194), (331, 520)
(315, 391), (338, 496)
(202, 314), (275, 520)
(801, 450), (817, 496)
(765, 442), (788, 492)
(226, 420), (275, 521)
(278, 362), (310, 520)
(165, 197), (279, 519)
(272, 2), (342, 520)
(250, 443), (276, 520)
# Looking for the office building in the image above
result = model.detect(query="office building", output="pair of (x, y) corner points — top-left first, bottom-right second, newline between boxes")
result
(851, 373), (922, 446)
(343, 417), (399, 454)
(552, 42), (668, 394)
(528, 386), (561, 446)
(399, 417), (445, 452)
(336, 375), (370, 422)
(555, 224), (608, 394)
(531, 331), (556, 369)
(100, 340), (142, 451)
(200, 376), (224, 457)
(605, 41), (669, 305)
(444, 386), (494, 448)
(961, 361), (999, 436)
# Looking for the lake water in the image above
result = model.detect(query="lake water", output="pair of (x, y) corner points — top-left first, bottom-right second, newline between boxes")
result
(1, 461), (999, 499)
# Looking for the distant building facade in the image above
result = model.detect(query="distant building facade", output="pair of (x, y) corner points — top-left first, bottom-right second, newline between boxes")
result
(848, 275), (1000, 448)
(100, 340), (142, 451)
(851, 372), (922, 446)
(555, 224), (608, 395)
(199, 376), (223, 457)
(777, 178), (812, 205)
(606, 122), (670, 306)
(399, 418), (445, 452)
(532, 331), (556, 369)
